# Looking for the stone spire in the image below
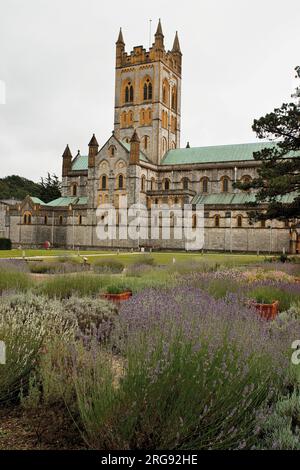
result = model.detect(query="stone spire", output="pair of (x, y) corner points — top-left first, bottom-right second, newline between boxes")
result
(172, 31), (181, 54)
(88, 133), (99, 148)
(116, 27), (125, 45)
(88, 134), (99, 168)
(62, 145), (72, 177)
(116, 27), (125, 67)
(154, 19), (164, 50)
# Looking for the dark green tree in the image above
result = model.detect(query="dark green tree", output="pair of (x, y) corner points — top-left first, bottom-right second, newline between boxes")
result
(0, 175), (41, 200)
(236, 67), (300, 222)
(39, 173), (61, 203)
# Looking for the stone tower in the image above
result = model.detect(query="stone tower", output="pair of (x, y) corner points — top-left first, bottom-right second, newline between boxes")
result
(113, 20), (182, 165)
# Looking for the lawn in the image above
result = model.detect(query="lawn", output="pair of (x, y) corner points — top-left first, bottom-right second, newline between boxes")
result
(0, 247), (270, 266)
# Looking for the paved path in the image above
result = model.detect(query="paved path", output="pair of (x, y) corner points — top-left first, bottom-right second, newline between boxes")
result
(0, 252), (144, 260)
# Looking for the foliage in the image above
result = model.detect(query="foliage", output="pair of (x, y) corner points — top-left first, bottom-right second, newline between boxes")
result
(62, 296), (118, 338)
(0, 271), (30, 294)
(0, 175), (41, 200)
(72, 287), (293, 450)
(0, 238), (12, 250)
(0, 293), (76, 403)
(248, 285), (300, 311)
(0, 173), (61, 203)
(93, 258), (124, 274)
(39, 173), (61, 203)
(29, 261), (83, 274)
(235, 67), (300, 220)
(37, 275), (109, 299)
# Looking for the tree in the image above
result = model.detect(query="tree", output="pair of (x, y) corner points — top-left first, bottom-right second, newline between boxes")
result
(0, 175), (41, 200)
(235, 67), (300, 222)
(39, 173), (61, 203)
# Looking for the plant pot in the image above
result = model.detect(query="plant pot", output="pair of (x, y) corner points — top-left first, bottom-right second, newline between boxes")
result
(251, 300), (279, 320)
(101, 291), (132, 303)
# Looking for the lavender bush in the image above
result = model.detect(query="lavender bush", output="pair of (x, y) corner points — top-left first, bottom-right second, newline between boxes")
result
(73, 287), (297, 450)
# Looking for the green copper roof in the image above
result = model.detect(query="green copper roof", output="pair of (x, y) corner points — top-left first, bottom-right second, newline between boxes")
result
(192, 192), (298, 205)
(72, 155), (88, 171)
(161, 142), (280, 165)
(30, 197), (45, 205)
(46, 196), (88, 207)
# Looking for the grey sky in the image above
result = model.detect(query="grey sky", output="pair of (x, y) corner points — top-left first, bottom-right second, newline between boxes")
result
(0, 0), (299, 181)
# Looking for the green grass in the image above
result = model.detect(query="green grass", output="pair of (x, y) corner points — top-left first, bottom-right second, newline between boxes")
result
(0, 248), (269, 265)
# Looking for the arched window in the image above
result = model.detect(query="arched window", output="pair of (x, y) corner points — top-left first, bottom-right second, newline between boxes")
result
(162, 137), (167, 155)
(237, 215), (243, 228)
(109, 145), (116, 157)
(162, 79), (169, 105)
(143, 78), (153, 101)
(171, 141), (176, 149)
(140, 109), (145, 125)
(192, 214), (197, 229)
(182, 177), (189, 190)
(128, 111), (133, 126)
(214, 214), (220, 227)
(141, 175), (146, 192)
(147, 108), (152, 123)
(125, 82), (134, 103)
(123, 137), (130, 143)
(221, 176), (229, 193)
(101, 175), (107, 190)
(202, 177), (209, 193)
(78, 215), (82, 225)
(150, 178), (156, 190)
(142, 135), (150, 150)
(171, 86), (177, 110)
(171, 115), (177, 133)
(121, 111), (127, 128)
(44, 215), (48, 225)
(71, 184), (77, 196)
(162, 110), (168, 129)
(23, 211), (32, 225)
(118, 174), (124, 189)
(59, 215), (63, 225)
(164, 178), (170, 190)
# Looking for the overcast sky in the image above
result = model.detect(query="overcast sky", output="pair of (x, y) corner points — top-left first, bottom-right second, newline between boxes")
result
(0, 0), (299, 181)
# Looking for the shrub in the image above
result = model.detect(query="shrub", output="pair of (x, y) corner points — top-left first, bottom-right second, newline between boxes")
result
(62, 296), (118, 339)
(29, 261), (83, 274)
(258, 390), (300, 449)
(135, 255), (155, 266)
(0, 238), (12, 250)
(93, 258), (124, 274)
(0, 293), (76, 402)
(0, 259), (29, 273)
(248, 285), (300, 311)
(0, 271), (30, 294)
(72, 287), (293, 450)
(37, 274), (110, 299)
(105, 284), (131, 295)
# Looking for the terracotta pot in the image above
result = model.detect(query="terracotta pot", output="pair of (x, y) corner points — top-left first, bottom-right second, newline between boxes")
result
(252, 300), (279, 320)
(101, 291), (132, 303)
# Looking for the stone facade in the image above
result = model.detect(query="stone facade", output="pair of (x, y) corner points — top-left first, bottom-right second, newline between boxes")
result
(7, 22), (299, 253)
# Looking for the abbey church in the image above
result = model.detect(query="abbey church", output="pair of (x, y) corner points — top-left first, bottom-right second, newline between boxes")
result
(6, 20), (300, 252)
